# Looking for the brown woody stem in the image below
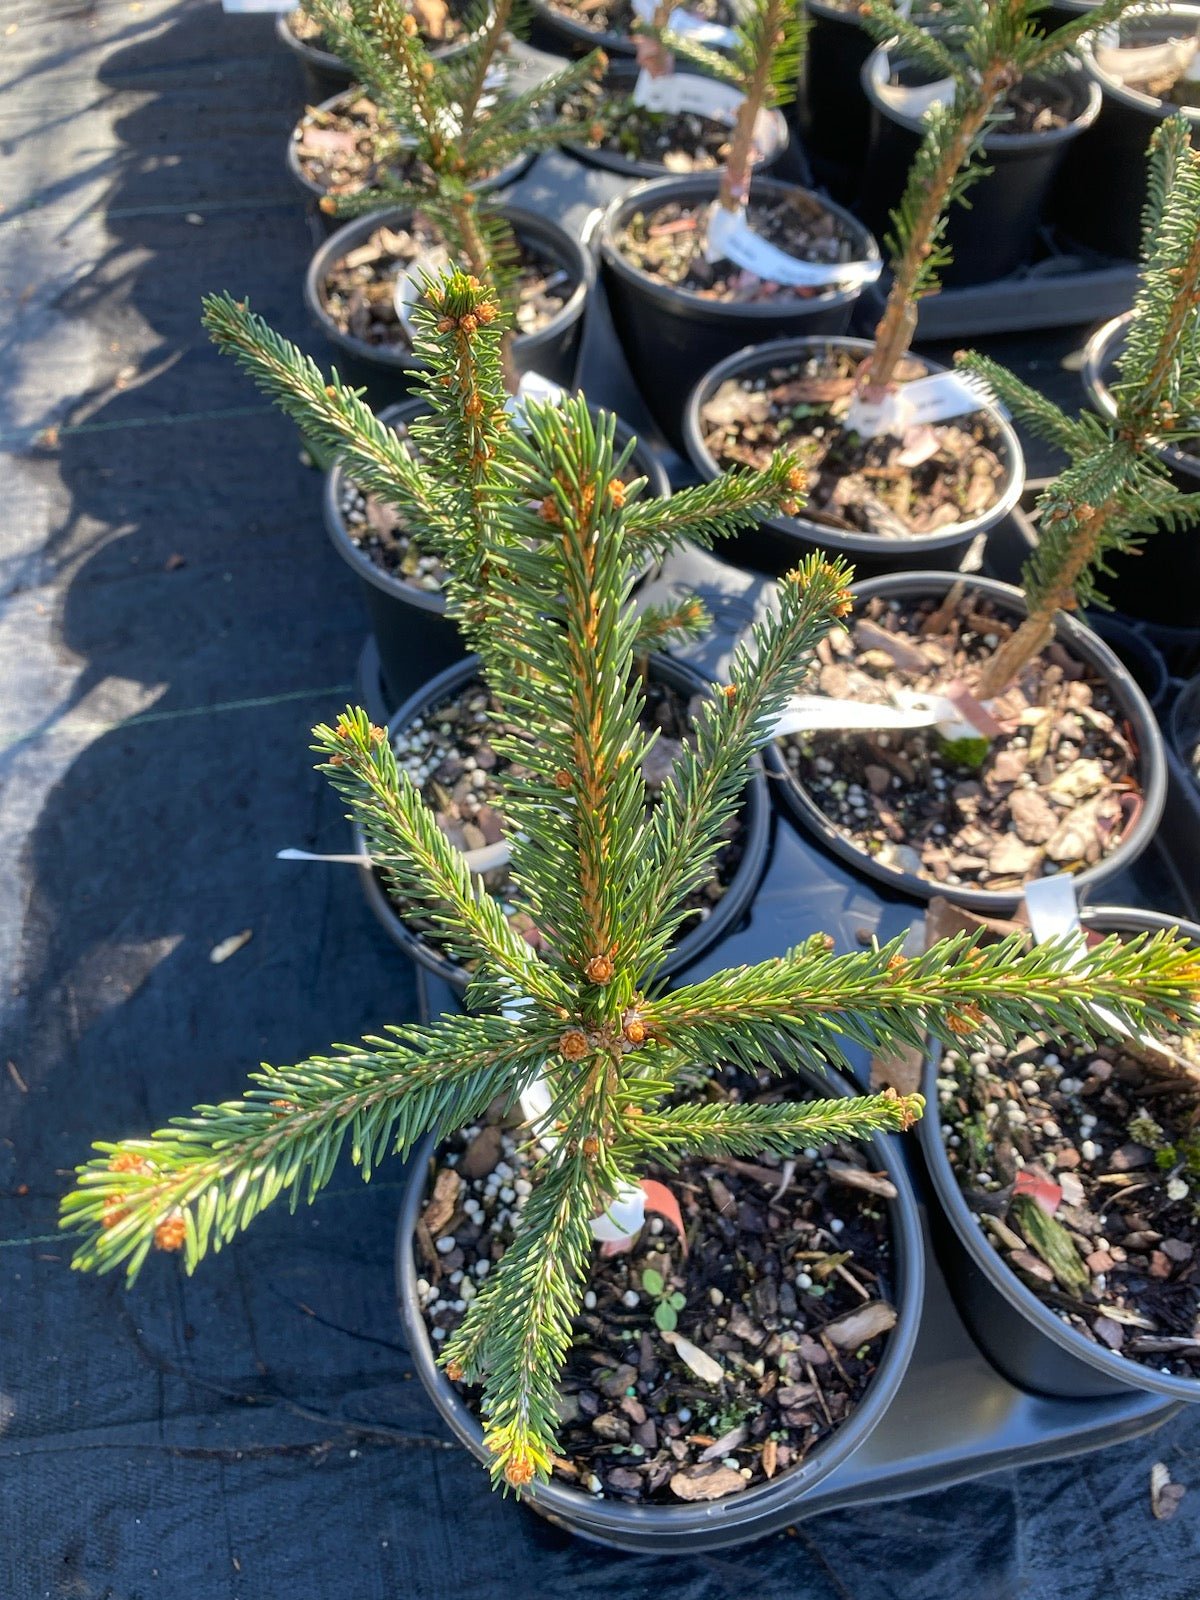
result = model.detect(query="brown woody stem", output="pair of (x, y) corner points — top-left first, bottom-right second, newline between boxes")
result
(717, 0), (784, 212)
(860, 65), (1011, 398)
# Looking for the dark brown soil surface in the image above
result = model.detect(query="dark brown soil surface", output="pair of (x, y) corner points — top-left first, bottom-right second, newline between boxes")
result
(319, 219), (573, 348)
(780, 590), (1142, 893)
(698, 347), (1007, 537)
(293, 93), (417, 198)
(417, 1074), (900, 1502)
(940, 1031), (1200, 1377)
(616, 191), (862, 301)
(993, 78), (1074, 133)
(384, 675), (748, 963)
(544, 0), (738, 37)
(558, 81), (762, 172)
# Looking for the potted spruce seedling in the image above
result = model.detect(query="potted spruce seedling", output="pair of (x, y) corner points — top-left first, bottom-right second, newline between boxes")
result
(300, 0), (604, 400)
(919, 890), (1200, 1404)
(684, 0), (1147, 581)
(66, 273), (1200, 1548)
(598, 0), (882, 450)
(555, 1), (789, 181)
(856, 0), (1113, 287)
(207, 285), (765, 984)
(288, 0), (585, 216)
(770, 117), (1200, 913)
(1054, 2), (1200, 258)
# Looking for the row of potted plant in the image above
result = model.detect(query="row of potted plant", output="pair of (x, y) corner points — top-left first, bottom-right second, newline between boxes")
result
(56, 0), (1200, 1554)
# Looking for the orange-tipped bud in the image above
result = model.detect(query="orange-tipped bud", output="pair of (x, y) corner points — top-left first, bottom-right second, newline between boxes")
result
(154, 1214), (187, 1252)
(585, 953), (615, 985)
(560, 1029), (589, 1061)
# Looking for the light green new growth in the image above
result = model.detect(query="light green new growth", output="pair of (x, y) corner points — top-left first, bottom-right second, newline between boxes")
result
(61, 272), (1200, 1495)
(958, 115), (1200, 695)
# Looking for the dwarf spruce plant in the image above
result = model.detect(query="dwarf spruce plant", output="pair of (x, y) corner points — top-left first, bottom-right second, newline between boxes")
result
(61, 273), (1200, 1491)
(858, 0), (1148, 396)
(306, 0), (605, 376)
(958, 116), (1200, 696)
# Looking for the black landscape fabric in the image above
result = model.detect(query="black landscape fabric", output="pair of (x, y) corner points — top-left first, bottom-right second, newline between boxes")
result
(2, 2), (1200, 1596)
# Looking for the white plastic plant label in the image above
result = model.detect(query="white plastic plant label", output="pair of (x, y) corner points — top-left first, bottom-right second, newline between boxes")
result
(504, 369), (568, 425)
(844, 370), (989, 440)
(394, 246), (454, 337)
(278, 835), (512, 873)
(222, 0), (293, 10)
(631, 0), (739, 49)
(632, 67), (745, 123)
(773, 688), (993, 742)
(705, 205), (882, 288)
(1093, 30), (1200, 84)
(518, 1072), (649, 1241)
(867, 50), (956, 119)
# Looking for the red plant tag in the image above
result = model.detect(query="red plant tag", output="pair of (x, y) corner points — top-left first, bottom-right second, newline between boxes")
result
(641, 1179), (687, 1255)
(1013, 1166), (1062, 1217)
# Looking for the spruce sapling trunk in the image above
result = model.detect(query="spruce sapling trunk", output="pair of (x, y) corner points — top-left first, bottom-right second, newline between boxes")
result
(959, 116), (1200, 700)
(717, 0), (787, 213)
(856, 0), (1153, 399)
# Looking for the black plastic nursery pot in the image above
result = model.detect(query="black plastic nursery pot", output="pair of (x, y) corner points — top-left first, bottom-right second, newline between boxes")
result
(920, 905), (1200, 1402)
(561, 58), (789, 181)
(682, 335), (1026, 580)
(1079, 312), (1200, 631)
(325, 402), (672, 710)
(763, 569), (1168, 915)
(791, 0), (876, 199)
(357, 652), (771, 992)
(858, 52), (1101, 286)
(1052, 6), (1200, 259)
(598, 174), (880, 452)
(1083, 610), (1170, 715)
(276, 9), (355, 100)
(305, 204), (594, 405)
(395, 1056), (925, 1551)
(287, 89), (534, 227)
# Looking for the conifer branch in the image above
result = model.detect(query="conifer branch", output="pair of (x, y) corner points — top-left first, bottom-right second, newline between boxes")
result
(960, 115), (1200, 696)
(636, 556), (854, 966)
(61, 1011), (553, 1282)
(622, 1094), (923, 1163)
(643, 931), (1200, 1076)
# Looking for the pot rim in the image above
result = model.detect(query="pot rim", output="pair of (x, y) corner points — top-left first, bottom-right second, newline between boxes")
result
(1078, 4), (1200, 118)
(561, 60), (789, 181)
(920, 903), (1200, 1403)
(324, 400), (672, 612)
(355, 652), (771, 992)
(395, 1054), (926, 1542)
(1081, 311), (1200, 483)
(287, 85), (534, 203)
(763, 569), (1168, 914)
(806, 0), (872, 25)
(304, 203), (595, 372)
(682, 334), (1026, 554)
(597, 173), (880, 320)
(861, 46), (1103, 146)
